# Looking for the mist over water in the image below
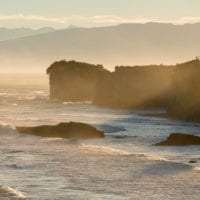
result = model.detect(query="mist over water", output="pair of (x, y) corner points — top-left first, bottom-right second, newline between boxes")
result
(1, 0), (200, 198)
(0, 76), (199, 199)
(0, 73), (48, 87)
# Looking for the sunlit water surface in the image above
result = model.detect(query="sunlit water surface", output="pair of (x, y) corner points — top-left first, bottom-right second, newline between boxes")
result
(0, 85), (199, 199)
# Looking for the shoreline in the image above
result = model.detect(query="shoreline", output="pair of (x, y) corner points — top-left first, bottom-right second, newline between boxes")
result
(141, 112), (200, 125)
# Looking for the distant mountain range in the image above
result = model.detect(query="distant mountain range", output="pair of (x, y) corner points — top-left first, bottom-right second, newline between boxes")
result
(0, 22), (200, 73)
(0, 27), (55, 41)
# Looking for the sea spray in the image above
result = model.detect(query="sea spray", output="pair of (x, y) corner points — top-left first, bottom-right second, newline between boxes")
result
(0, 185), (25, 199)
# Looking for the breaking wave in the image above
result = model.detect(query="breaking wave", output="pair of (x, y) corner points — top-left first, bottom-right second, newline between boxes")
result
(63, 101), (92, 105)
(0, 121), (15, 131)
(95, 124), (126, 133)
(32, 90), (45, 94)
(0, 185), (25, 199)
(80, 144), (132, 155)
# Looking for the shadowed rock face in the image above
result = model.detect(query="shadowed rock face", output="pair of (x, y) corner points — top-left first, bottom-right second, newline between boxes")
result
(46, 60), (109, 102)
(94, 65), (173, 108)
(47, 60), (174, 109)
(47, 58), (200, 122)
(16, 122), (104, 139)
(167, 59), (200, 121)
(155, 133), (200, 146)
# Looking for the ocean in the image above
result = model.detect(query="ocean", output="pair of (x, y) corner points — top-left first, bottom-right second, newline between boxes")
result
(0, 80), (199, 199)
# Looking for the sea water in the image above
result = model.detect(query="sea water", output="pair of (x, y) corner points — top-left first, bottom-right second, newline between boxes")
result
(0, 83), (199, 199)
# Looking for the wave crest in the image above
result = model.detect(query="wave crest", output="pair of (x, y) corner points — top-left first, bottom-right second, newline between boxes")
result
(0, 121), (17, 136)
(0, 185), (25, 199)
(80, 144), (129, 155)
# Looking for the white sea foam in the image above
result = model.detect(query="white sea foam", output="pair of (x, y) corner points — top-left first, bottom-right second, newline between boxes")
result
(41, 137), (63, 141)
(80, 144), (174, 162)
(32, 90), (45, 94)
(145, 154), (169, 161)
(0, 121), (15, 130)
(0, 92), (9, 96)
(63, 101), (92, 105)
(0, 185), (25, 199)
(193, 166), (200, 171)
(17, 95), (47, 101)
(0, 121), (9, 127)
(16, 117), (40, 121)
(0, 122), (17, 138)
(24, 96), (36, 100)
(80, 144), (130, 155)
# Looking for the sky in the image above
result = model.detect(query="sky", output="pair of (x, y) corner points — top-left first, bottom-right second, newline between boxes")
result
(0, 0), (200, 29)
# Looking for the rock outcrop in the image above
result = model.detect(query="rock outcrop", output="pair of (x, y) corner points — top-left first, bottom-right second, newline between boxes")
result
(47, 60), (174, 109)
(46, 60), (109, 102)
(167, 59), (200, 121)
(94, 65), (173, 108)
(155, 133), (200, 146)
(46, 58), (200, 122)
(16, 122), (104, 139)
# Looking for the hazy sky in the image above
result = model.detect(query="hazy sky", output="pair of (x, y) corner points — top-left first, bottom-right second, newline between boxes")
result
(0, 0), (200, 28)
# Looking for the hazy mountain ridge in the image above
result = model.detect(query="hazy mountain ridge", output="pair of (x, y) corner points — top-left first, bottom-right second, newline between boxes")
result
(0, 27), (56, 42)
(1, 22), (200, 72)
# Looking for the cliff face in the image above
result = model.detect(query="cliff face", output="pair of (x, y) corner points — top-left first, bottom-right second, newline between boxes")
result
(94, 66), (174, 108)
(47, 58), (200, 122)
(167, 59), (200, 121)
(47, 60), (109, 102)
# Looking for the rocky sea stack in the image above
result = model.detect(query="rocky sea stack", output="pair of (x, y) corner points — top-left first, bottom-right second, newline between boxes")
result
(155, 133), (200, 146)
(46, 58), (200, 122)
(16, 122), (104, 139)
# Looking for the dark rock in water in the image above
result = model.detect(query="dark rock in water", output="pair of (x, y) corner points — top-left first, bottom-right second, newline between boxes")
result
(114, 135), (127, 139)
(16, 122), (104, 139)
(189, 160), (197, 163)
(155, 133), (200, 146)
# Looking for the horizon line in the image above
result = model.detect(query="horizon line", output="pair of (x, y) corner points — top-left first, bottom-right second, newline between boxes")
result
(1, 21), (200, 30)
